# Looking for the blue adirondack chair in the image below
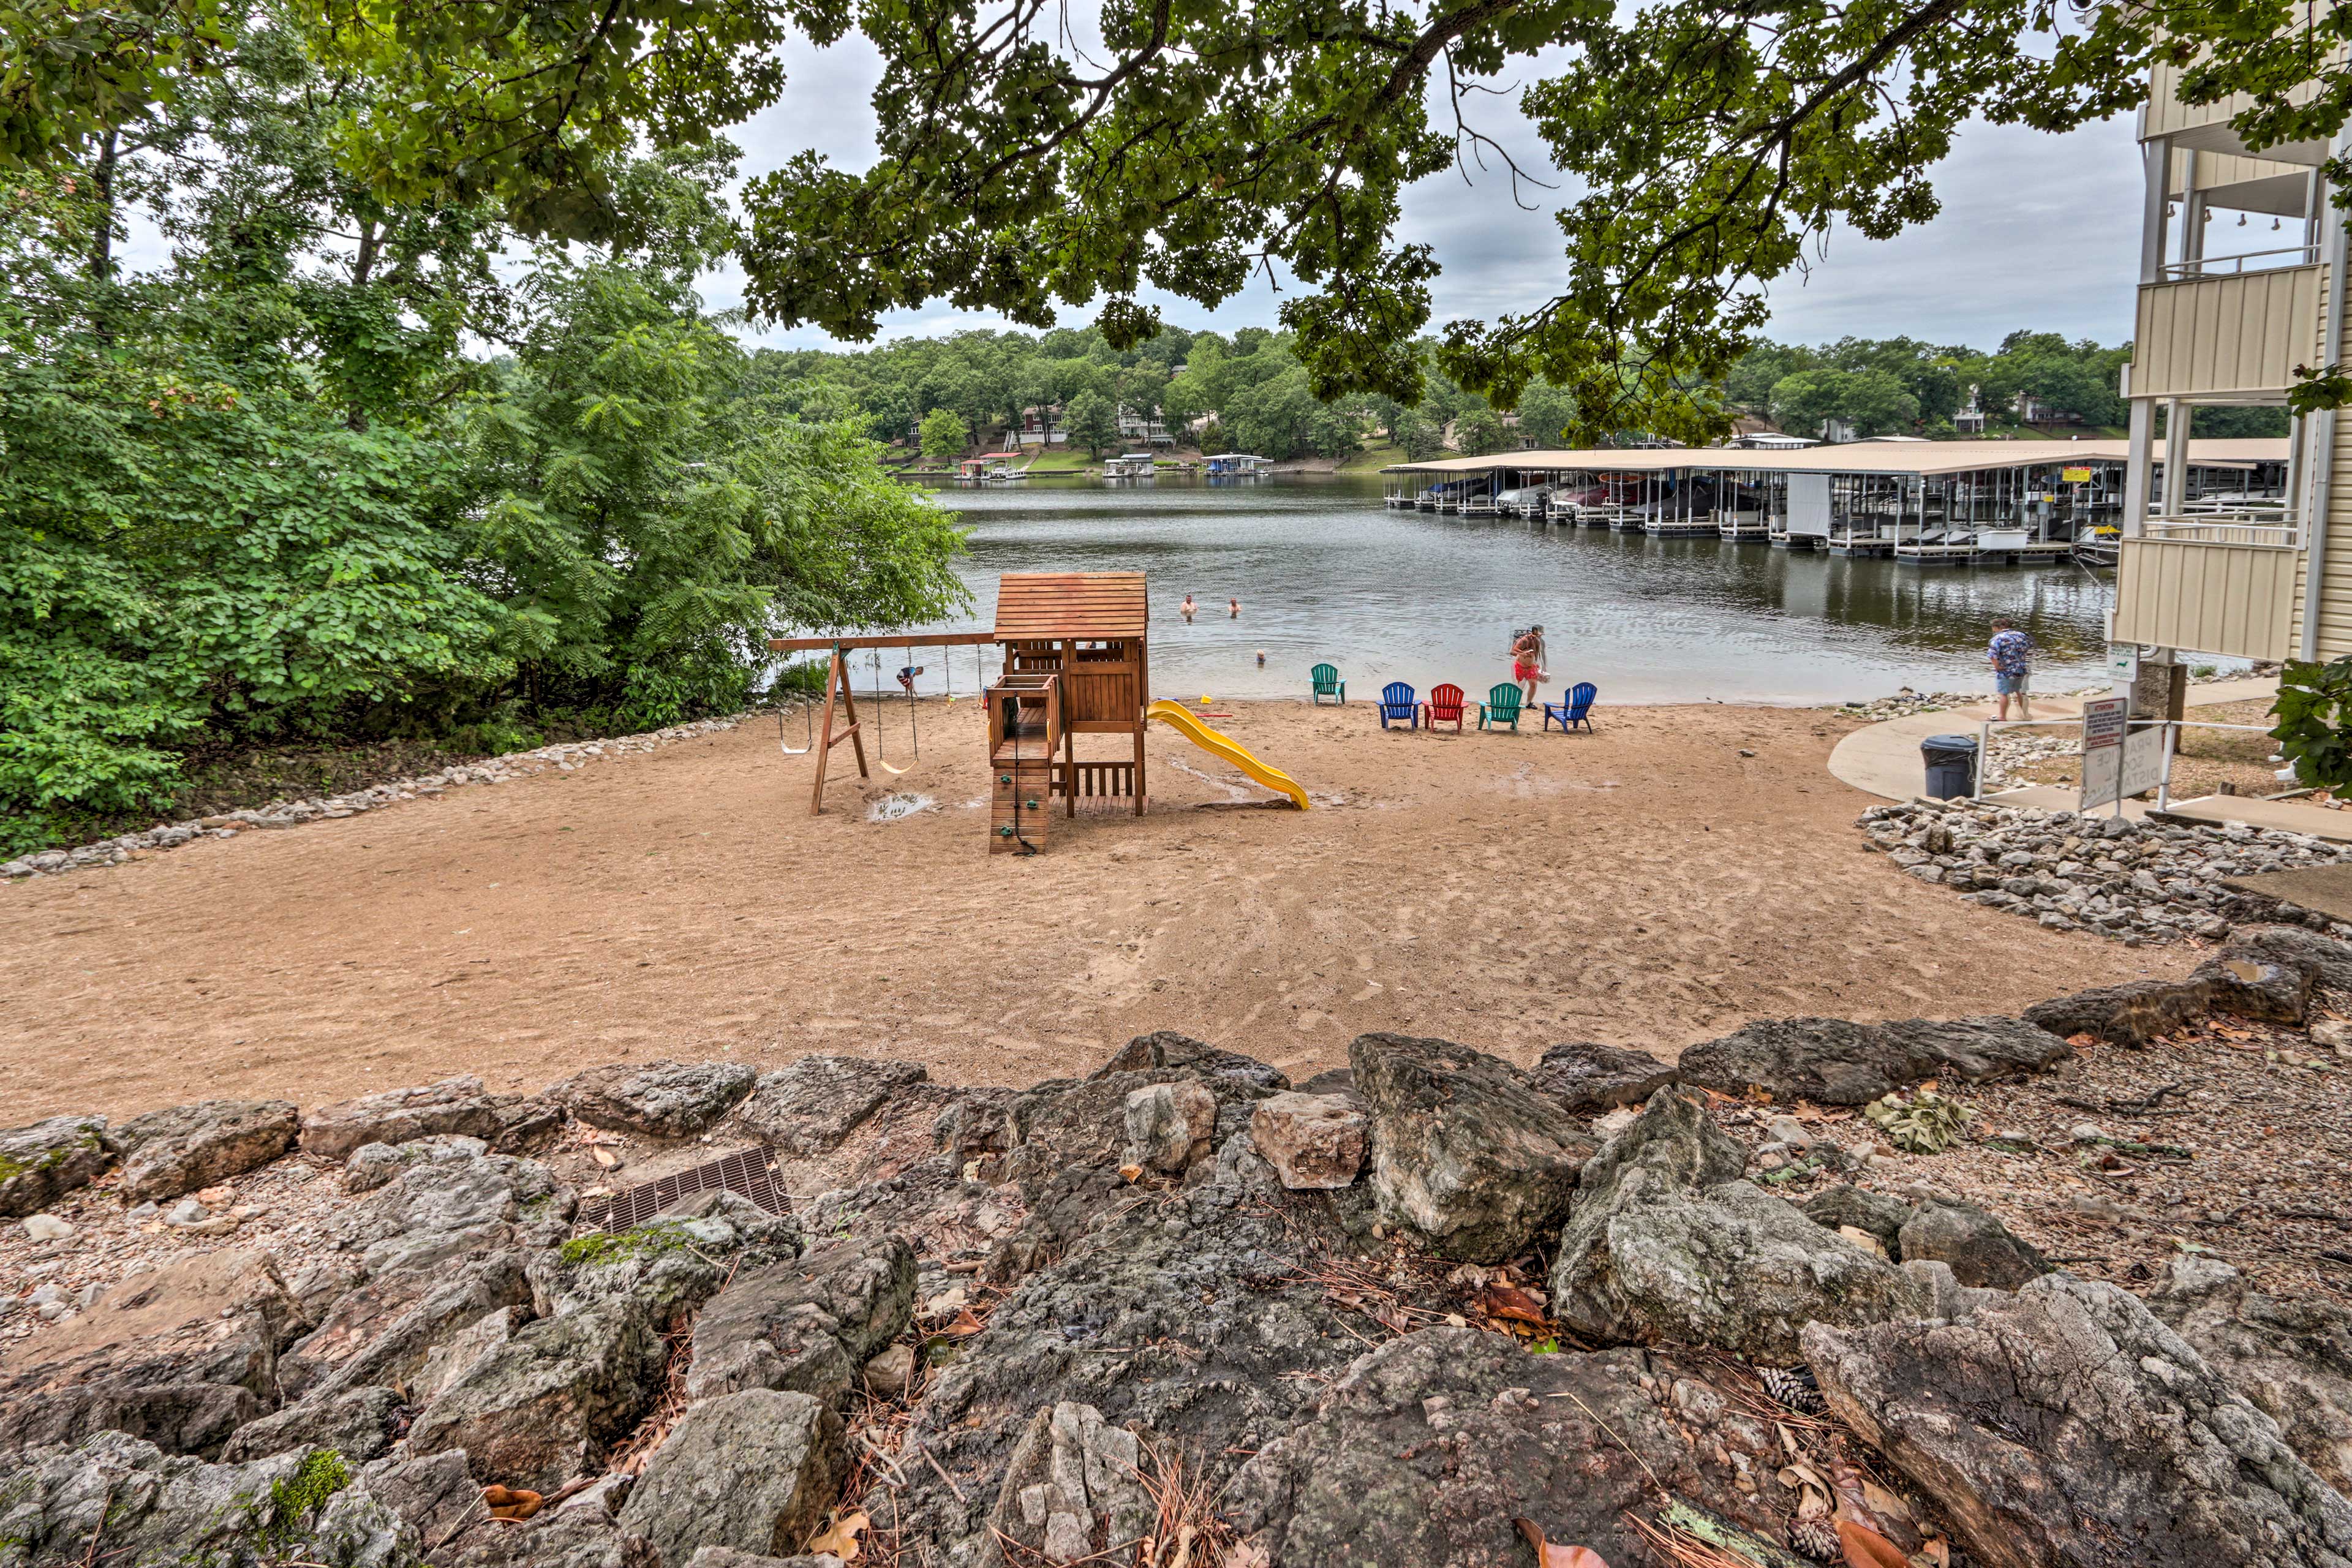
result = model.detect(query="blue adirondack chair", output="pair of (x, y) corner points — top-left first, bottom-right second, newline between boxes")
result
(1542, 681), (1598, 733)
(1310, 663), (1346, 704)
(1377, 682), (1417, 729)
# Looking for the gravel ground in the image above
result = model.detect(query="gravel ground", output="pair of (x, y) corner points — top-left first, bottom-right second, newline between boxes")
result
(1716, 1008), (2352, 1310)
(1858, 797), (2352, 944)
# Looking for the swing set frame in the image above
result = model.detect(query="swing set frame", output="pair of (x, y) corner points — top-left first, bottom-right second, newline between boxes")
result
(767, 631), (998, 816)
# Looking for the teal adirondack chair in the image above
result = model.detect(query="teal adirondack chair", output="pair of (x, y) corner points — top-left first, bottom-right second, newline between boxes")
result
(1479, 682), (1524, 732)
(1310, 663), (1346, 704)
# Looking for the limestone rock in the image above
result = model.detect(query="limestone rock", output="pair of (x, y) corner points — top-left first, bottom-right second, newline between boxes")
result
(1528, 1039), (1677, 1114)
(406, 1297), (665, 1491)
(615, 1389), (845, 1563)
(864, 1342), (918, 1398)
(343, 1134), (488, 1194)
(2195, 952), (2318, 1025)
(2149, 1256), (2352, 1492)
(1121, 1080), (1218, 1174)
(0, 1250), (296, 1457)
(2231, 924), (2352, 997)
(111, 1099), (296, 1204)
(279, 1249), (532, 1401)
(331, 1152), (574, 1279)
(1676, 1017), (1939, 1104)
(1680, 1014), (2071, 1104)
(302, 1074), (559, 1159)
(1548, 1091), (1929, 1362)
(688, 1235), (916, 1406)
(1896, 1197), (2049, 1289)
(0, 1432), (364, 1566)
(1800, 1183), (1917, 1251)
(1349, 1032), (1594, 1262)
(1230, 1327), (1815, 1567)
(982, 1401), (1155, 1566)
(867, 1157), (1369, 1560)
(432, 1502), (657, 1568)
(1089, 1031), (1291, 1098)
(2022, 975), (2212, 1046)
(1248, 1093), (1368, 1189)
(219, 1383), (405, 1463)
(0, 1114), (111, 1218)
(1805, 1273), (2352, 1568)
(1877, 1014), (2076, 1082)
(736, 1056), (927, 1156)
(548, 1059), (757, 1138)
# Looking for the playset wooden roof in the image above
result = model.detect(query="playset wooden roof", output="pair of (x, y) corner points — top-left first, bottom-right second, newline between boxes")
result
(993, 573), (1150, 641)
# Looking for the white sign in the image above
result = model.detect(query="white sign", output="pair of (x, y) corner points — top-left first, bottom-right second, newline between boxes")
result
(2120, 726), (2168, 799)
(2106, 643), (2140, 685)
(2078, 698), (2132, 812)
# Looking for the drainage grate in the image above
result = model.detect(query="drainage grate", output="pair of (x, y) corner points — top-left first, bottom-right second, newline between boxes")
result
(576, 1145), (788, 1233)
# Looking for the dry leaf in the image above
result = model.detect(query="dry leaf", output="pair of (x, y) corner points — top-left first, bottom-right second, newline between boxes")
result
(590, 1145), (622, 1169)
(1838, 1520), (1907, 1568)
(938, 1308), (987, 1338)
(1119, 1163), (1144, 1182)
(1513, 1517), (1611, 1567)
(806, 1507), (870, 1561)
(482, 1485), (543, 1521)
(1860, 1479), (1913, 1528)
(1224, 1537), (1273, 1568)
(1905, 1537), (1950, 1568)
(1480, 1284), (1551, 1327)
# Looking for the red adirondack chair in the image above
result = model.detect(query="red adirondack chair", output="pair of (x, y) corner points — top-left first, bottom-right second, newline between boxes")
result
(1420, 682), (1468, 731)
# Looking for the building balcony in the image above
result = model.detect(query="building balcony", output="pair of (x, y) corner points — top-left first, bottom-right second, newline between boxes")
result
(2144, 55), (2332, 162)
(2112, 529), (2300, 661)
(2132, 261), (2324, 401)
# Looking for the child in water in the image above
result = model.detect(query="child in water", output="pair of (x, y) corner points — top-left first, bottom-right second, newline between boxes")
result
(1180, 595), (1197, 621)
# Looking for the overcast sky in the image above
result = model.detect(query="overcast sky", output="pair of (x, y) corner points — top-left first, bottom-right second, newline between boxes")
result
(706, 34), (2150, 358)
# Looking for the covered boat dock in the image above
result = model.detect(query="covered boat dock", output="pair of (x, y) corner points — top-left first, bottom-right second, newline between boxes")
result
(1381, 439), (2287, 564)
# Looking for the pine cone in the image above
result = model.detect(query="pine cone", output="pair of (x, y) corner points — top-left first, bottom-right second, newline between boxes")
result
(1789, 1517), (1842, 1561)
(1760, 1363), (1828, 1414)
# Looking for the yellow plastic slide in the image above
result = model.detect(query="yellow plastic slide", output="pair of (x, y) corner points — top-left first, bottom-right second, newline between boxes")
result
(1145, 701), (1310, 810)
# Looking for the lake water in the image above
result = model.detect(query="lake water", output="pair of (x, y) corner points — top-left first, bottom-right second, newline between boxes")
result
(835, 473), (2133, 705)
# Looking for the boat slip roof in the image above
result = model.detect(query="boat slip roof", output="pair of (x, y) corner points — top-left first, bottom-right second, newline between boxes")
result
(1384, 438), (2289, 478)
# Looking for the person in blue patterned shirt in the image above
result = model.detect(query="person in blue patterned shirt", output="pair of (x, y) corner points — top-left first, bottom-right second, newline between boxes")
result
(1988, 618), (2034, 722)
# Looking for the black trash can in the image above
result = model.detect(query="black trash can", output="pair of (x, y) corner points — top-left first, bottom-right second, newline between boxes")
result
(1921, 733), (1978, 800)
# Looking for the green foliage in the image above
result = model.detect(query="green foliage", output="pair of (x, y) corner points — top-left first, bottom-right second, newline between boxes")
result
(1223, 368), (1358, 461)
(919, 407), (969, 461)
(0, 45), (967, 854)
(1062, 389), (1118, 457)
(1769, 367), (1919, 439)
(2272, 656), (2352, 798)
(8, 0), (2351, 441)
(1391, 409), (1444, 462)
(1452, 407), (1509, 457)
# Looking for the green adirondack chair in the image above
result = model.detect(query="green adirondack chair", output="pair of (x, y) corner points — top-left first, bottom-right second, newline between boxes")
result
(1310, 663), (1346, 704)
(1479, 682), (1524, 731)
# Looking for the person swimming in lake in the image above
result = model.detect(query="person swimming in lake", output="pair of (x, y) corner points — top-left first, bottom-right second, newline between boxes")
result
(1180, 595), (1197, 621)
(1228, 597), (1240, 618)
(1510, 625), (1547, 706)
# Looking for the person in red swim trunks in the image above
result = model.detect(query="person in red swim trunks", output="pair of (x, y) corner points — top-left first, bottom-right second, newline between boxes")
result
(1510, 625), (1547, 707)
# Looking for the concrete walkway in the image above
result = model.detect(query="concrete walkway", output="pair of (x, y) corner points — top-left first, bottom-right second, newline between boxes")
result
(1820, 679), (2352, 839)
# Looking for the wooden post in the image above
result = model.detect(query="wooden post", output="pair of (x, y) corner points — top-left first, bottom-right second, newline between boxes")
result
(1134, 632), (1150, 816)
(807, 647), (873, 816)
(1063, 637), (1078, 818)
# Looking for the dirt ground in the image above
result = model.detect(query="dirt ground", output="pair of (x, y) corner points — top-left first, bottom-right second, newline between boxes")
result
(0, 700), (2193, 1123)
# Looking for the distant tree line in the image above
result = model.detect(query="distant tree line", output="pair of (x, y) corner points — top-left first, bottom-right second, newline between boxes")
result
(1726, 332), (2289, 440)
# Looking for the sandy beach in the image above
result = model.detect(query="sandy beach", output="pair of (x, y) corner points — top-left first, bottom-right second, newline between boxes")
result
(0, 699), (2187, 1121)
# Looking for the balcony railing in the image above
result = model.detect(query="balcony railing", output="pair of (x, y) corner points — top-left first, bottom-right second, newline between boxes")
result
(2159, 242), (2320, 280)
(2139, 511), (2302, 548)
